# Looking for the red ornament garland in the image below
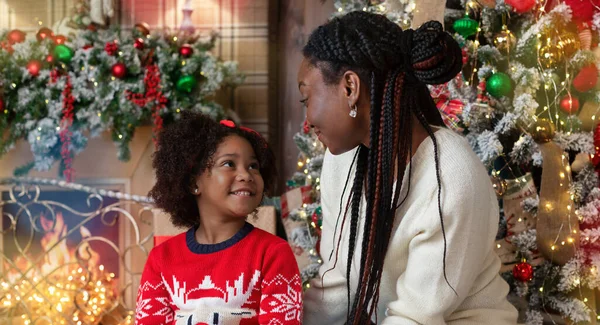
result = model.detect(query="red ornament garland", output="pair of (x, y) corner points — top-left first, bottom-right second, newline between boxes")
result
(59, 75), (75, 182)
(104, 41), (119, 56)
(125, 64), (167, 145)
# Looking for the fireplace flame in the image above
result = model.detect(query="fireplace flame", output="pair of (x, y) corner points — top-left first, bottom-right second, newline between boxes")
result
(1, 212), (129, 325)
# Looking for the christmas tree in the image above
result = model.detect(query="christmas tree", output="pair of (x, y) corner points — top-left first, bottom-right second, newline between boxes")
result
(0, 25), (243, 181)
(439, 0), (600, 323)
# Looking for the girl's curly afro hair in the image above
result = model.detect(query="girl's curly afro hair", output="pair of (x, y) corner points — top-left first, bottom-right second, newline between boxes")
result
(149, 111), (277, 228)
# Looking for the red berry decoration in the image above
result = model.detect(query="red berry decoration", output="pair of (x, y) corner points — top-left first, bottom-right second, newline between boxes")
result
(7, 29), (26, 44)
(27, 60), (42, 77)
(573, 64), (598, 93)
(512, 262), (534, 282)
(54, 35), (67, 45)
(1, 40), (14, 54)
(104, 41), (119, 56)
(36, 27), (54, 42)
(134, 38), (145, 50)
(560, 95), (581, 115)
(111, 62), (127, 79)
(179, 44), (193, 58)
(45, 54), (54, 64)
(83, 44), (93, 50)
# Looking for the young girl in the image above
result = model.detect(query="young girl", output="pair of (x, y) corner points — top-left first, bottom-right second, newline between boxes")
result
(136, 112), (302, 325)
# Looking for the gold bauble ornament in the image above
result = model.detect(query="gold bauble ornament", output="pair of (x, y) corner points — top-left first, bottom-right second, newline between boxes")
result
(491, 175), (508, 197)
(493, 29), (517, 54)
(557, 32), (580, 58)
(530, 118), (555, 143)
(539, 44), (563, 69)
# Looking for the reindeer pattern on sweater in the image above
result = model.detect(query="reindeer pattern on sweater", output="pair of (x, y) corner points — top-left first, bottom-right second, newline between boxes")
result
(136, 223), (302, 325)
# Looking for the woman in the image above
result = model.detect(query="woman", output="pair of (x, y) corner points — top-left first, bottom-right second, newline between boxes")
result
(298, 11), (518, 325)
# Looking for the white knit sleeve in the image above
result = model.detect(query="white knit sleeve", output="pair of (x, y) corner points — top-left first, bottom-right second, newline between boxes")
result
(382, 172), (502, 324)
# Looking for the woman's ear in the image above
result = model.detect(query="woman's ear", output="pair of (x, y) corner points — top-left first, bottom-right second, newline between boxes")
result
(342, 70), (361, 106)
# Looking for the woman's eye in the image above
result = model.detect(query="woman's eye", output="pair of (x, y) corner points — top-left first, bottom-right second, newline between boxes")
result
(300, 98), (308, 108)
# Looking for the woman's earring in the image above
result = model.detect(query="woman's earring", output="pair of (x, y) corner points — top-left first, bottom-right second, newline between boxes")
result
(349, 104), (357, 118)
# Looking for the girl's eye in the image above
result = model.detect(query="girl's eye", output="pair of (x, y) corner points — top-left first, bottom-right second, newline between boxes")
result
(222, 161), (234, 167)
(249, 163), (260, 170)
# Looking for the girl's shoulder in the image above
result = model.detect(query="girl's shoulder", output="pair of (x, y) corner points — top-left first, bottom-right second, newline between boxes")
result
(247, 226), (289, 247)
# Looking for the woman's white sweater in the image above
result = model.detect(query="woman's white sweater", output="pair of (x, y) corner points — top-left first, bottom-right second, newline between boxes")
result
(303, 128), (518, 324)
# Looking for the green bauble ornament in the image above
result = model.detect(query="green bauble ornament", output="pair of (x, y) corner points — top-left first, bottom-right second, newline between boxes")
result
(53, 44), (74, 63)
(486, 72), (513, 98)
(315, 206), (322, 216)
(453, 16), (479, 38)
(176, 75), (197, 93)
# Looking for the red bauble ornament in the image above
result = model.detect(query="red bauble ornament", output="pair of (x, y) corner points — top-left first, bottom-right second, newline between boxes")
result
(574, 64), (599, 93)
(179, 44), (193, 58)
(7, 29), (26, 44)
(565, 0), (600, 23)
(512, 262), (533, 282)
(105, 41), (119, 56)
(560, 95), (580, 115)
(134, 38), (145, 50)
(36, 27), (54, 42)
(27, 60), (42, 77)
(45, 54), (54, 64)
(505, 0), (536, 13)
(111, 62), (127, 79)
(54, 35), (67, 45)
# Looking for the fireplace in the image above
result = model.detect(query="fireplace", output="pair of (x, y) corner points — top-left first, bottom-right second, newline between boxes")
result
(0, 178), (156, 325)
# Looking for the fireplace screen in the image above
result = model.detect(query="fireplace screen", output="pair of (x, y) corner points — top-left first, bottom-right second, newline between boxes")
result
(0, 178), (156, 325)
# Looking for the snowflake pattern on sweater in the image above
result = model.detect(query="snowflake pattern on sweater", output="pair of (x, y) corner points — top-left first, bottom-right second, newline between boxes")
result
(136, 223), (302, 325)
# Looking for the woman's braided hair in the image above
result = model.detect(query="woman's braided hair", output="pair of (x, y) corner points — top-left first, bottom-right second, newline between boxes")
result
(303, 11), (463, 324)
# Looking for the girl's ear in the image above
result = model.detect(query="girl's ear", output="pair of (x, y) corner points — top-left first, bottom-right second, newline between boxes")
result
(191, 179), (202, 196)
